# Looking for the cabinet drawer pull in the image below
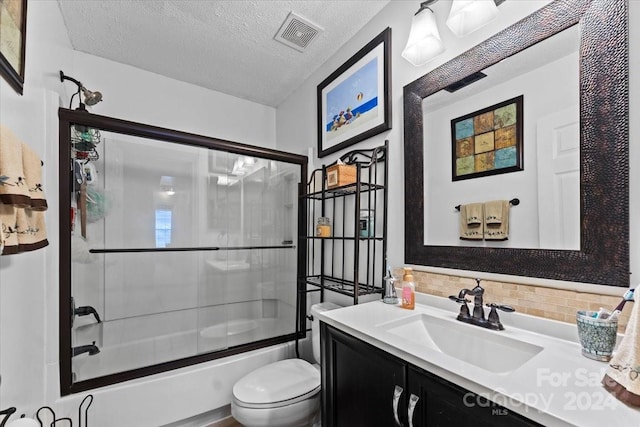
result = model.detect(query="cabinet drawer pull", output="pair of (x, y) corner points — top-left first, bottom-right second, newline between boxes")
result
(408, 393), (419, 427)
(392, 385), (403, 426)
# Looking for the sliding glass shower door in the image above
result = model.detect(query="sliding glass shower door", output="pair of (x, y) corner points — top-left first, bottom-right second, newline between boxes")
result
(60, 109), (306, 394)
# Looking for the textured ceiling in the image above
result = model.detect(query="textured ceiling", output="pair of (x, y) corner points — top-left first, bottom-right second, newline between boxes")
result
(56, 1), (390, 107)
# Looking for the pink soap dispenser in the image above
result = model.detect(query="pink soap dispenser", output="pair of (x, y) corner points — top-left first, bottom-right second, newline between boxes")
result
(401, 268), (415, 310)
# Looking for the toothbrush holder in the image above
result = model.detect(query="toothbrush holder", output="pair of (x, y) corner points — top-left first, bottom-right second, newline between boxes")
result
(383, 277), (399, 304)
(576, 310), (618, 362)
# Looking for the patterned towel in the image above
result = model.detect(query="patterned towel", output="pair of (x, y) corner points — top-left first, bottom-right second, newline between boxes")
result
(603, 299), (640, 407)
(0, 203), (18, 255)
(16, 207), (49, 253)
(459, 203), (483, 240)
(21, 142), (47, 211)
(0, 125), (30, 206)
(484, 200), (509, 241)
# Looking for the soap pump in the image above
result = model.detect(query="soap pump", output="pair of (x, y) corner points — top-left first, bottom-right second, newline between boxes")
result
(401, 268), (415, 310)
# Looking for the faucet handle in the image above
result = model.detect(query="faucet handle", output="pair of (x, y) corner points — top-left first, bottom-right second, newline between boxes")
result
(485, 304), (515, 330)
(486, 303), (515, 312)
(448, 295), (467, 304)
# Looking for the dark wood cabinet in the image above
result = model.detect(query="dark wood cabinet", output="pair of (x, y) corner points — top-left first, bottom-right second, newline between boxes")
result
(407, 366), (541, 427)
(321, 323), (406, 426)
(321, 323), (542, 427)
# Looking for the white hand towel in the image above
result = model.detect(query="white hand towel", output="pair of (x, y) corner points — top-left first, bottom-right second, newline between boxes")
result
(603, 300), (640, 407)
(0, 125), (30, 206)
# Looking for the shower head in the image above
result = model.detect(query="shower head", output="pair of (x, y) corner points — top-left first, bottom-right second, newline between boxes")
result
(60, 70), (103, 108)
(81, 86), (103, 106)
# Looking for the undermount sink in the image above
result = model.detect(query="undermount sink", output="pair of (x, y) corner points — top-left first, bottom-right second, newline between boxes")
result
(378, 313), (543, 374)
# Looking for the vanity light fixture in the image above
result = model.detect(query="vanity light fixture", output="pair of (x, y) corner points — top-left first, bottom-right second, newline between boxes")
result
(401, 0), (445, 66)
(402, 0), (505, 66)
(446, 0), (501, 37)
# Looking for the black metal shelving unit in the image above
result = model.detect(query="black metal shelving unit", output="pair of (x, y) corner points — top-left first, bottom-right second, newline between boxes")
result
(301, 141), (388, 305)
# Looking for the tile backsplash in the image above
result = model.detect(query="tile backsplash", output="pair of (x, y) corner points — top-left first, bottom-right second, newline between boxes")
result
(403, 270), (631, 333)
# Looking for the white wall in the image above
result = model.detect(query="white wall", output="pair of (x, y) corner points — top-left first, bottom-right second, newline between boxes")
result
(69, 52), (276, 148)
(0, 0), (281, 423)
(276, 0), (640, 286)
(0, 0), (73, 417)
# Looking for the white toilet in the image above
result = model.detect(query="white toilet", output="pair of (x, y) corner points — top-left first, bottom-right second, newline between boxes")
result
(231, 302), (341, 427)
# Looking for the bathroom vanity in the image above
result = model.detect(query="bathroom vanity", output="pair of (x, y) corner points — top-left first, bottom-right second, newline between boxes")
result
(321, 323), (539, 426)
(318, 294), (640, 427)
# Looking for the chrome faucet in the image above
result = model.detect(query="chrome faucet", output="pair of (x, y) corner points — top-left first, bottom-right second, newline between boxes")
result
(72, 341), (100, 357)
(448, 279), (515, 330)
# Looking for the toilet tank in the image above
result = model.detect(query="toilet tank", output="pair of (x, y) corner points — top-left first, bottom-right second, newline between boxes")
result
(311, 302), (341, 364)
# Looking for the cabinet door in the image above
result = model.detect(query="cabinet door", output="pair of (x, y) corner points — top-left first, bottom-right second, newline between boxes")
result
(408, 366), (542, 427)
(322, 323), (407, 427)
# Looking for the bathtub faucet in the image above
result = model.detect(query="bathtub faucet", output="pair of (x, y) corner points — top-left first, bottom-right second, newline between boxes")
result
(73, 341), (100, 357)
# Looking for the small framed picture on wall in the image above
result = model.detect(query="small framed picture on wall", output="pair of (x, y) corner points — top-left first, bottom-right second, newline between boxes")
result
(317, 27), (391, 158)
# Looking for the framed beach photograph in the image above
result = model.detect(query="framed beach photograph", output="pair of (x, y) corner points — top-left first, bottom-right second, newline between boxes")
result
(0, 0), (27, 95)
(317, 27), (391, 158)
(451, 95), (524, 181)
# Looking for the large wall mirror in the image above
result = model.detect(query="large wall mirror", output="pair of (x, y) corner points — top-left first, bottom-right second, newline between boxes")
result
(403, 0), (628, 286)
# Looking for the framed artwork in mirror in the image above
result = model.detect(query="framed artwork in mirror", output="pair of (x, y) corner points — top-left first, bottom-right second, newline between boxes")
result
(451, 95), (523, 181)
(317, 27), (391, 158)
(0, 0), (27, 95)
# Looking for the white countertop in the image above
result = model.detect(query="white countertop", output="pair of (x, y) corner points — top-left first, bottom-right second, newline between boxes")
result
(317, 292), (640, 427)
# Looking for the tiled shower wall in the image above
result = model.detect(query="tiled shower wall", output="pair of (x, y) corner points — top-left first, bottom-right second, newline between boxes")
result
(406, 270), (631, 333)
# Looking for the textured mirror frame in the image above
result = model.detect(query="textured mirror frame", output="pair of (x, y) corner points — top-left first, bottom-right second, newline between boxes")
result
(403, 0), (629, 286)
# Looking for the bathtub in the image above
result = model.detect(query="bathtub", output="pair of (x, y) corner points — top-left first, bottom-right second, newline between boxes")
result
(57, 340), (297, 427)
(73, 317), (293, 382)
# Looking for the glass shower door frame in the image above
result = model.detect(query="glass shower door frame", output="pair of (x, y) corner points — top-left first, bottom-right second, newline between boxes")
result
(58, 108), (308, 396)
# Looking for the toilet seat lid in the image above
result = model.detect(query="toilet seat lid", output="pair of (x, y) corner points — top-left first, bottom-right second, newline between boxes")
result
(233, 359), (320, 407)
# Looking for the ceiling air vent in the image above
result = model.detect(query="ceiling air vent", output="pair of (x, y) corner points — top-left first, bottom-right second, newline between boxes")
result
(274, 12), (323, 52)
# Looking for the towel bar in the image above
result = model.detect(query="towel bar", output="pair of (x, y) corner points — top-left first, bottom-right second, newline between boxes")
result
(455, 198), (519, 211)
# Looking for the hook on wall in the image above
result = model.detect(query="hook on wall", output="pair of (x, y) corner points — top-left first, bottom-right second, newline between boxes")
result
(0, 407), (17, 427)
